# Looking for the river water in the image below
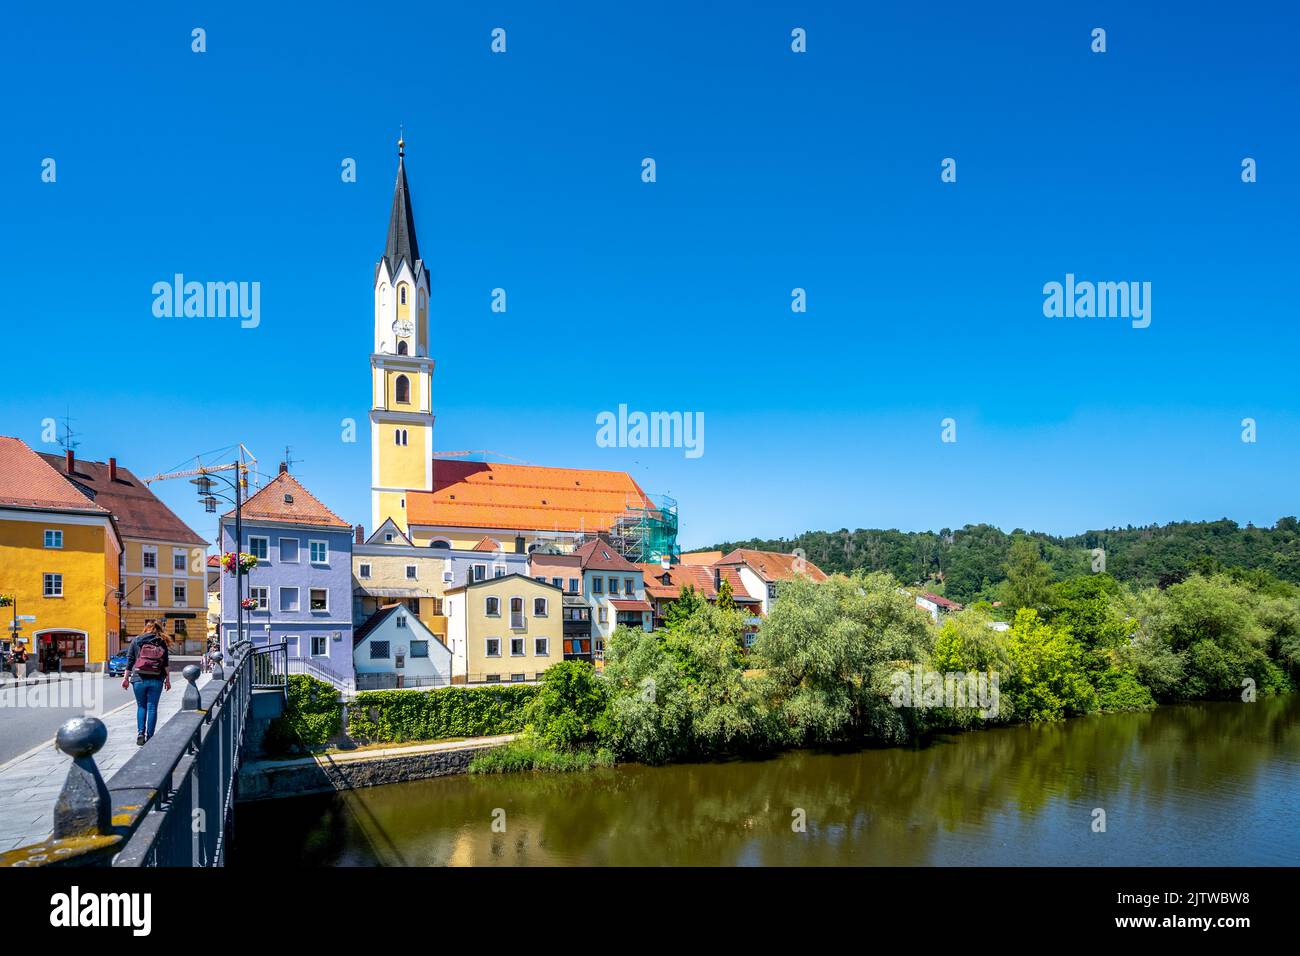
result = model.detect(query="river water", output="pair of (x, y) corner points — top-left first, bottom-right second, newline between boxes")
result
(233, 695), (1299, 866)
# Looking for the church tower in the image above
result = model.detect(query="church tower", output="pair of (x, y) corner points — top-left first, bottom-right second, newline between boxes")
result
(370, 137), (434, 533)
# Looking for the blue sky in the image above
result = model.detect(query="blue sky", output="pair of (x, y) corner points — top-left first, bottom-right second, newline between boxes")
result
(2, 1), (1297, 549)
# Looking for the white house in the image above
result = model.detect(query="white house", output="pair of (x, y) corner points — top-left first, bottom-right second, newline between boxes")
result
(352, 603), (452, 690)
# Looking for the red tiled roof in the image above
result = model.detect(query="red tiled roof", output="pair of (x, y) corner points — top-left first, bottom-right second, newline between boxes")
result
(225, 472), (350, 529)
(406, 459), (652, 533)
(919, 592), (963, 611)
(679, 550), (723, 566)
(471, 536), (502, 552)
(0, 438), (111, 515)
(610, 599), (653, 613)
(575, 538), (641, 573)
(718, 549), (828, 583)
(37, 452), (206, 545)
(637, 562), (718, 601)
(716, 566), (763, 602)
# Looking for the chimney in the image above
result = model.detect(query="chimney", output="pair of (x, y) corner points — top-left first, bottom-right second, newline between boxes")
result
(278, 461), (288, 475)
(355, 525), (364, 545)
(108, 457), (118, 482)
(65, 449), (74, 473)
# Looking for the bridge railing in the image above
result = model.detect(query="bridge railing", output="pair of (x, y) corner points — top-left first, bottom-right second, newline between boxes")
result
(0, 641), (279, 868)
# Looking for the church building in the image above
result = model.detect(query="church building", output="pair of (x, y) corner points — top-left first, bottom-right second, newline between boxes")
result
(368, 140), (678, 562)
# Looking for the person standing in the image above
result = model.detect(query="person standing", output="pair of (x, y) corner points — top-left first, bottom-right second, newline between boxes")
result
(121, 620), (172, 745)
(11, 644), (28, 681)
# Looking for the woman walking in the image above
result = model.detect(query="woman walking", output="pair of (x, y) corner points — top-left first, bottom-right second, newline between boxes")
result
(121, 621), (172, 745)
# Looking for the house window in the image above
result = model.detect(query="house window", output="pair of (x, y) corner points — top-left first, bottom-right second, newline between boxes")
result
(510, 597), (525, 629)
(310, 540), (328, 563)
(624, 578), (635, 595)
(43, 573), (63, 597)
(395, 375), (410, 404)
(405, 564), (417, 580)
(173, 583), (187, 606)
(274, 538), (297, 563)
(249, 586), (268, 610)
(43, 530), (63, 549)
(568, 577), (579, 594)
(411, 640), (429, 658)
(493, 564), (506, 578)
(485, 638), (501, 657)
(279, 587), (299, 612)
(551, 577), (563, 589)
(598, 606), (608, 624)
(510, 637), (524, 656)
(767, 583), (778, 599)
(143, 580), (158, 605)
(312, 635), (328, 657)
(485, 674), (501, 683)
(510, 673), (525, 682)
(309, 588), (328, 611)
(485, 596), (501, 616)
(592, 577), (603, 594)
(533, 597), (547, 617)
(359, 563), (372, 579)
(431, 597), (444, 615)
(286, 635), (300, 657)
(608, 577), (619, 595)
(248, 536), (269, 560)
(173, 550), (187, 572)
(396, 613), (407, 628)
(385, 533), (394, 542)
(534, 637), (549, 656)
(473, 564), (486, 581)
(370, 640), (390, 660)
(142, 546), (157, 570)
(535, 575), (547, 583)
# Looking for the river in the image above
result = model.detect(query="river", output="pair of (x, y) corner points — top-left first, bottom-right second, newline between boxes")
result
(233, 695), (1300, 866)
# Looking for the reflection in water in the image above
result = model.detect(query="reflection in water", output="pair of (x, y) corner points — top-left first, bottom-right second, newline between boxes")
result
(234, 696), (1300, 866)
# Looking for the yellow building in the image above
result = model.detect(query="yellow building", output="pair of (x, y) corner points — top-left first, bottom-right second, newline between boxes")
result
(353, 519), (450, 642)
(38, 451), (209, 654)
(0, 437), (123, 671)
(442, 574), (563, 684)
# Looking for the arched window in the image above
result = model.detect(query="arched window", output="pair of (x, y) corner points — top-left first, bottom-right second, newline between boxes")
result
(429, 539), (451, 550)
(397, 340), (408, 355)
(400, 286), (407, 305)
(394, 428), (408, 446)
(395, 375), (410, 404)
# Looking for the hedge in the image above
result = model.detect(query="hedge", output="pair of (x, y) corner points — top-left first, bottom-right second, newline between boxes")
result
(263, 675), (343, 754)
(347, 684), (537, 743)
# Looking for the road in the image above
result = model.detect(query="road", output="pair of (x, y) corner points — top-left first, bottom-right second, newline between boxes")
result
(0, 663), (197, 766)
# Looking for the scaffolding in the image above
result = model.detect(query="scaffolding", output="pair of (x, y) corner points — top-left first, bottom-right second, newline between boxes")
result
(601, 494), (680, 565)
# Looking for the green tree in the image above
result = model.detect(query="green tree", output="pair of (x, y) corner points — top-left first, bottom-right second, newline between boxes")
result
(754, 572), (931, 745)
(1004, 608), (1096, 721)
(1001, 537), (1055, 612)
(524, 660), (609, 749)
(716, 578), (736, 611)
(664, 585), (707, 629)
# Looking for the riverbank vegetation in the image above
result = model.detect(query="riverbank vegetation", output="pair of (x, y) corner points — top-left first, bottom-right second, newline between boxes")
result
(472, 540), (1298, 771)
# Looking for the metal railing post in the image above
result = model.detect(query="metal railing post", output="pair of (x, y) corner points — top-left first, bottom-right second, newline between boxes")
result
(52, 717), (111, 839)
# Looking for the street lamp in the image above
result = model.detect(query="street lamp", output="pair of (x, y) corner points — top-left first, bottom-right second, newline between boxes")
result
(192, 462), (248, 660)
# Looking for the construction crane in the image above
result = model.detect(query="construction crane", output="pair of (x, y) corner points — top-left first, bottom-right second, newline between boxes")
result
(142, 444), (259, 496)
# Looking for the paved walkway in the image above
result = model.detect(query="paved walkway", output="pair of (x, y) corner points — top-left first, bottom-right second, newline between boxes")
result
(0, 673), (214, 852)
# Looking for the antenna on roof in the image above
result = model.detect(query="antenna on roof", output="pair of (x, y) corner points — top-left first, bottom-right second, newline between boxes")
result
(57, 410), (81, 455)
(283, 445), (300, 473)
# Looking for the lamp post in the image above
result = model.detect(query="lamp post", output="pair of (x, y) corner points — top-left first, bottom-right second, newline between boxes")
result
(195, 460), (248, 661)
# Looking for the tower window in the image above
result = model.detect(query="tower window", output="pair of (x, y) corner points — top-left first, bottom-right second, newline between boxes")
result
(395, 375), (410, 404)
(395, 428), (408, 446)
(397, 340), (408, 355)
(400, 287), (407, 305)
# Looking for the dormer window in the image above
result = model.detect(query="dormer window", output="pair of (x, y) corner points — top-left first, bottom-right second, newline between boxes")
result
(284, 494), (293, 504)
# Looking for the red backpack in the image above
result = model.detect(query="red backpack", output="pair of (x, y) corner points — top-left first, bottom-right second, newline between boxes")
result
(135, 641), (167, 678)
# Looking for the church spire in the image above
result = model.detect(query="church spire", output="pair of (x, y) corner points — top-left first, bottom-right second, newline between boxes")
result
(383, 134), (420, 276)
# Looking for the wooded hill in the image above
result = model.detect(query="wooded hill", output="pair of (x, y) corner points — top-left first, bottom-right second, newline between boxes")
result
(704, 518), (1300, 605)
